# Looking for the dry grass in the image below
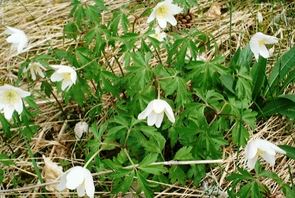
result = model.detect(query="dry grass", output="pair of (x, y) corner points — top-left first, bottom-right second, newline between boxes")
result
(0, 0), (294, 197)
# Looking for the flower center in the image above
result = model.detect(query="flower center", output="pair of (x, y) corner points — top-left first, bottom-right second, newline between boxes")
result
(3, 90), (19, 104)
(256, 148), (264, 157)
(156, 5), (169, 18)
(63, 73), (72, 81)
(258, 39), (266, 47)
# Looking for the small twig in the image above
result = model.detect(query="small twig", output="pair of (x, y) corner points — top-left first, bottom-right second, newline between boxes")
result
(114, 55), (124, 76)
(93, 159), (225, 176)
(84, 148), (103, 168)
(102, 51), (115, 74)
(49, 120), (68, 158)
(50, 89), (65, 116)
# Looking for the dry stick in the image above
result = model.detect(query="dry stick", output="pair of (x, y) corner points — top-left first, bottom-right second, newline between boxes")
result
(49, 120), (68, 158)
(0, 159), (224, 193)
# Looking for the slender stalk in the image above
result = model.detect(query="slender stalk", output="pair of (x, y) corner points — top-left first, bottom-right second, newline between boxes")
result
(50, 90), (65, 116)
(84, 148), (103, 168)
(155, 48), (163, 65)
(93, 159), (225, 176)
(114, 56), (124, 76)
(102, 51), (115, 74)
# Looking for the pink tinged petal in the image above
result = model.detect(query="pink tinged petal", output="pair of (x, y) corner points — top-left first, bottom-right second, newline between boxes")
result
(157, 18), (167, 29)
(261, 152), (276, 166)
(138, 103), (153, 120)
(3, 106), (15, 120)
(65, 166), (85, 190)
(245, 141), (257, 160)
(258, 45), (270, 59)
(50, 72), (63, 82)
(76, 184), (86, 197)
(147, 112), (158, 126)
(247, 155), (258, 170)
(166, 15), (177, 26)
(56, 174), (67, 191)
(155, 113), (164, 128)
(84, 170), (95, 198)
(14, 99), (23, 114)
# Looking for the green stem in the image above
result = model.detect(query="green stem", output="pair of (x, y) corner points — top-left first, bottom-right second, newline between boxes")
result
(84, 148), (103, 168)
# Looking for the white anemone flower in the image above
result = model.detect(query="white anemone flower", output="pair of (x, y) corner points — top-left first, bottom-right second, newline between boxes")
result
(0, 84), (30, 120)
(147, 0), (183, 29)
(150, 26), (167, 42)
(50, 65), (77, 91)
(245, 138), (286, 170)
(57, 166), (95, 198)
(24, 62), (46, 80)
(5, 26), (28, 54)
(74, 121), (89, 139)
(138, 99), (175, 128)
(249, 32), (278, 61)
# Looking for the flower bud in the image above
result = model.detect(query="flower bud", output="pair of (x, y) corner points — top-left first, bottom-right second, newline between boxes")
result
(74, 121), (89, 139)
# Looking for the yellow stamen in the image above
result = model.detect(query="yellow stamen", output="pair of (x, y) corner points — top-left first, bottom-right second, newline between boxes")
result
(156, 5), (169, 18)
(4, 90), (18, 104)
(63, 73), (72, 80)
(258, 39), (266, 47)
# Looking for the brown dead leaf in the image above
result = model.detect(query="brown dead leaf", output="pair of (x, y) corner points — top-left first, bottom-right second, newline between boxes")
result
(42, 155), (63, 192)
(206, 3), (222, 19)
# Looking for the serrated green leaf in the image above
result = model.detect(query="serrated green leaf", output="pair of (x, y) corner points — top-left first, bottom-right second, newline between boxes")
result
(137, 172), (153, 198)
(174, 146), (193, 160)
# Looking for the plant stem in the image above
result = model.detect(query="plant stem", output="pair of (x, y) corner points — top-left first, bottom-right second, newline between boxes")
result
(93, 159), (225, 176)
(84, 148), (103, 168)
(114, 56), (124, 76)
(102, 51), (115, 74)
(50, 90), (65, 116)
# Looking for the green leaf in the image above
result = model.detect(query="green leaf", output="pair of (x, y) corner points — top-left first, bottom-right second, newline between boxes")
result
(0, 114), (11, 137)
(220, 74), (235, 93)
(232, 122), (249, 146)
(267, 46), (295, 95)
(140, 165), (167, 175)
(139, 153), (158, 166)
(251, 57), (267, 99)
(279, 145), (295, 160)
(0, 153), (14, 166)
(261, 95), (295, 118)
(137, 172), (153, 198)
(169, 166), (186, 185)
(174, 146), (193, 160)
(112, 171), (134, 194)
